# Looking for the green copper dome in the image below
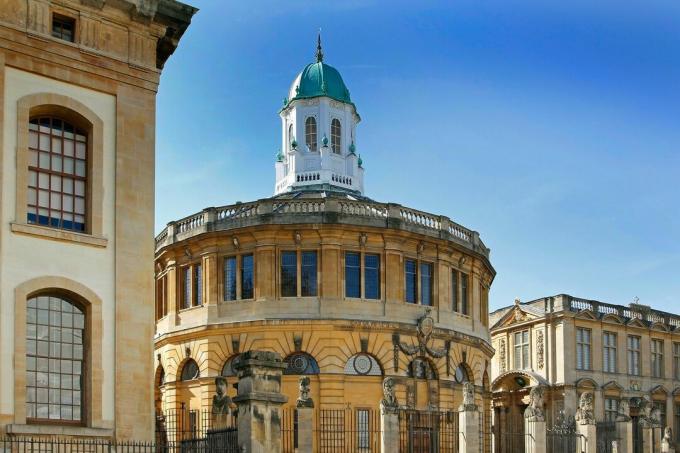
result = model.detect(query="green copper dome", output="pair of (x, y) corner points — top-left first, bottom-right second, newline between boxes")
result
(288, 62), (351, 104)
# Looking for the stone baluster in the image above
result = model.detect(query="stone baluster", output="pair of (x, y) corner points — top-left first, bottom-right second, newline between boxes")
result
(233, 351), (288, 453)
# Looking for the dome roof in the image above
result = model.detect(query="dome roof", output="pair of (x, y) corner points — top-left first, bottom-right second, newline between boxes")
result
(287, 61), (352, 105)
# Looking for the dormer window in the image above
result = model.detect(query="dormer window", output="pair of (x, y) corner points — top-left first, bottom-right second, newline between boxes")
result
(52, 14), (75, 43)
(331, 119), (341, 154)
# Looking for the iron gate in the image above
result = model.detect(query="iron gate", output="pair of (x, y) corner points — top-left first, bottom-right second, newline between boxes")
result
(596, 421), (618, 453)
(398, 409), (460, 453)
(547, 413), (587, 453)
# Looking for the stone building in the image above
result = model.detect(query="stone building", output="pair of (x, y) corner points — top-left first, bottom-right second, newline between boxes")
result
(154, 38), (495, 446)
(0, 0), (194, 441)
(490, 294), (680, 450)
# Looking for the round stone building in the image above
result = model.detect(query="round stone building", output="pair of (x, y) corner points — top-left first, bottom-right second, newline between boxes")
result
(153, 39), (496, 441)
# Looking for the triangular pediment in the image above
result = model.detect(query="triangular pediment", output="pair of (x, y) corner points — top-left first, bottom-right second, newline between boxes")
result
(494, 306), (539, 328)
(575, 377), (598, 389)
(627, 318), (646, 328)
(601, 380), (624, 392)
(650, 385), (668, 395)
(602, 313), (624, 324)
(651, 322), (669, 332)
(575, 309), (598, 321)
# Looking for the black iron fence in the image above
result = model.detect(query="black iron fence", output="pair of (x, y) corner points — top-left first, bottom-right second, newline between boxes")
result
(398, 408), (460, 453)
(315, 408), (381, 453)
(0, 433), (238, 453)
(156, 408), (237, 444)
(282, 407), (298, 453)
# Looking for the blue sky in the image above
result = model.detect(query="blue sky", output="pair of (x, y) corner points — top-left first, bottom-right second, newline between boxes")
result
(155, 0), (680, 312)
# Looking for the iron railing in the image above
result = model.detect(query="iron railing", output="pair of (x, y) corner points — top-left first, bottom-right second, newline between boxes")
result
(398, 409), (460, 453)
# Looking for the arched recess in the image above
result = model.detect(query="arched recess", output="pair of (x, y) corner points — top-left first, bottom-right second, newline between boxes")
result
(483, 370), (490, 392)
(155, 365), (165, 413)
(221, 354), (240, 377)
(14, 276), (103, 427)
(179, 359), (200, 381)
(454, 362), (474, 384)
(15, 92), (104, 238)
(491, 370), (549, 393)
(408, 356), (438, 380)
(344, 353), (383, 376)
(283, 352), (320, 375)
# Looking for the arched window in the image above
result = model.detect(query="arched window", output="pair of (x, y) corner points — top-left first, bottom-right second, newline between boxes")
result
(180, 359), (200, 381)
(221, 354), (239, 377)
(26, 294), (85, 422)
(331, 119), (341, 154)
(305, 117), (317, 152)
(344, 353), (382, 376)
(283, 352), (320, 375)
(28, 117), (87, 232)
(288, 124), (294, 148)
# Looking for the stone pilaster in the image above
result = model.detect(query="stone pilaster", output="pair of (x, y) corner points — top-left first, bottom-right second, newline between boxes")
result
(296, 407), (314, 453)
(577, 422), (597, 453)
(233, 351), (288, 453)
(616, 419), (633, 453)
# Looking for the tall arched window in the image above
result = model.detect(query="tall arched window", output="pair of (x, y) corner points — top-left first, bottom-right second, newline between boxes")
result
(180, 359), (200, 381)
(305, 117), (317, 152)
(331, 119), (341, 154)
(28, 117), (87, 232)
(288, 124), (294, 148)
(26, 294), (85, 422)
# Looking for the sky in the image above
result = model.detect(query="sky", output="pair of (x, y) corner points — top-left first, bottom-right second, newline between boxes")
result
(155, 0), (680, 313)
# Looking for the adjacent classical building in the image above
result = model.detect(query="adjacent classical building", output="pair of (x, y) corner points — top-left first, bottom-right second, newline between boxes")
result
(490, 294), (680, 449)
(0, 0), (194, 441)
(154, 38), (496, 445)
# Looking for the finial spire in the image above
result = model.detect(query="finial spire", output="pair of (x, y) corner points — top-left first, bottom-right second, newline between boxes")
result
(316, 29), (324, 63)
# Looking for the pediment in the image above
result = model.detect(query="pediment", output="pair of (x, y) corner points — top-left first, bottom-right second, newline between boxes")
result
(575, 377), (598, 389)
(495, 306), (538, 328)
(650, 384), (668, 395)
(651, 322), (669, 332)
(575, 309), (598, 321)
(672, 387), (680, 396)
(601, 380), (624, 392)
(602, 313), (624, 324)
(626, 318), (646, 328)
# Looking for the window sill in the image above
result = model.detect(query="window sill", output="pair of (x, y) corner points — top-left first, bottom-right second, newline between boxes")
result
(11, 222), (108, 248)
(179, 304), (203, 313)
(7, 423), (113, 438)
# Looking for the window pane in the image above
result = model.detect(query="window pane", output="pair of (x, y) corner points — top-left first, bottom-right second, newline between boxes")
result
(182, 267), (191, 309)
(224, 257), (237, 301)
(405, 260), (417, 303)
(241, 254), (254, 299)
(451, 270), (458, 312)
(364, 254), (380, 300)
(305, 117), (317, 152)
(345, 252), (361, 298)
(460, 273), (469, 315)
(331, 119), (341, 154)
(193, 264), (202, 306)
(281, 252), (297, 297)
(420, 263), (433, 306)
(301, 251), (317, 297)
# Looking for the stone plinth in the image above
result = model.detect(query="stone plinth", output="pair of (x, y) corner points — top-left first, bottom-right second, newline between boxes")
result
(233, 351), (288, 453)
(380, 406), (399, 453)
(458, 409), (479, 453)
(296, 406), (314, 453)
(642, 427), (661, 453)
(577, 422), (597, 453)
(524, 419), (546, 453)
(616, 420), (633, 453)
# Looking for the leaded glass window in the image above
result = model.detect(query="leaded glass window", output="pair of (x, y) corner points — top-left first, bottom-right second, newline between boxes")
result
(193, 264), (202, 306)
(576, 328), (591, 370)
(651, 339), (664, 378)
(182, 267), (191, 309)
(241, 254), (254, 299)
(605, 398), (618, 422)
(603, 332), (617, 373)
(460, 273), (469, 315)
(181, 359), (200, 381)
(301, 251), (317, 297)
(674, 342), (680, 380)
(345, 252), (361, 298)
(284, 353), (319, 375)
(514, 330), (529, 370)
(628, 336), (641, 375)
(331, 119), (341, 154)
(28, 117), (87, 232)
(26, 295), (84, 422)
(305, 117), (317, 151)
(451, 270), (459, 312)
(281, 251), (297, 297)
(420, 262), (433, 306)
(364, 254), (380, 300)
(224, 256), (237, 301)
(405, 259), (417, 304)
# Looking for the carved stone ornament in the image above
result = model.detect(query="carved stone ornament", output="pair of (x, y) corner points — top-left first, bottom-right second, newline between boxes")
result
(575, 392), (595, 425)
(616, 399), (631, 422)
(499, 338), (506, 373)
(296, 376), (314, 408)
(294, 231), (302, 244)
(396, 310), (447, 360)
(359, 233), (368, 246)
(537, 330), (544, 370)
(524, 386), (545, 422)
(232, 236), (240, 249)
(417, 241), (425, 254)
(638, 396), (661, 428)
(380, 377), (399, 414)
(185, 347), (191, 358)
(512, 308), (528, 323)
(458, 382), (477, 412)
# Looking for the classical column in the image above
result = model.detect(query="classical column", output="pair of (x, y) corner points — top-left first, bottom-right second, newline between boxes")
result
(458, 382), (480, 453)
(523, 386), (547, 453)
(233, 351), (288, 453)
(575, 391), (597, 453)
(380, 377), (400, 453)
(296, 376), (314, 453)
